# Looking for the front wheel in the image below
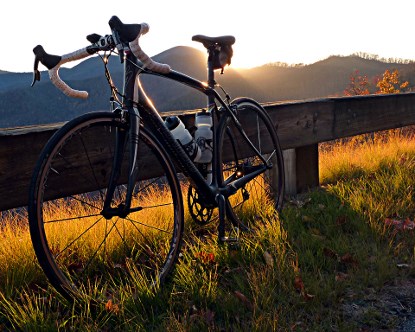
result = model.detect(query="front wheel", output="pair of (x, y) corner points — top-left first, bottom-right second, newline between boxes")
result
(28, 112), (184, 302)
(217, 98), (285, 231)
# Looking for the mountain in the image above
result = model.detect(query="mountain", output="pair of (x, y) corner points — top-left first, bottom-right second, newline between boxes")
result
(0, 47), (414, 128)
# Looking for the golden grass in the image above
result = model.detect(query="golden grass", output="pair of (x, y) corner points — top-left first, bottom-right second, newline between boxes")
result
(2, 130), (414, 330)
(0, 212), (42, 295)
(320, 129), (415, 184)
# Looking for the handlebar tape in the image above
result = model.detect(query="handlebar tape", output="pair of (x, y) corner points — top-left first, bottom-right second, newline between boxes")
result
(129, 23), (171, 74)
(48, 48), (91, 99)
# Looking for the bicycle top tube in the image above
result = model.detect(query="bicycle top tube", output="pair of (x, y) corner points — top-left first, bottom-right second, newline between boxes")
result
(30, 15), (244, 206)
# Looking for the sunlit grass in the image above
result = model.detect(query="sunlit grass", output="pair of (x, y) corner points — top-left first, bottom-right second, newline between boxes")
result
(0, 212), (43, 296)
(30, 182), (179, 303)
(320, 130), (415, 231)
(320, 129), (415, 184)
(1, 130), (415, 330)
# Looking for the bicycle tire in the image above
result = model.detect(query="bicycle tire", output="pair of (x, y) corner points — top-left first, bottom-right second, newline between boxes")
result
(217, 98), (284, 231)
(28, 111), (184, 302)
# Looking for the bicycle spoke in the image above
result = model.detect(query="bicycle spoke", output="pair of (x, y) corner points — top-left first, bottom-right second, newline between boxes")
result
(126, 216), (172, 234)
(139, 202), (174, 210)
(74, 219), (119, 280)
(55, 152), (107, 203)
(219, 100), (283, 230)
(44, 213), (102, 224)
(79, 134), (107, 203)
(28, 60), (185, 301)
(54, 216), (105, 259)
(67, 194), (101, 211)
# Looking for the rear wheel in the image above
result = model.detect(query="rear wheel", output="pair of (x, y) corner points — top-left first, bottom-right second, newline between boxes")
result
(217, 98), (284, 231)
(28, 112), (184, 302)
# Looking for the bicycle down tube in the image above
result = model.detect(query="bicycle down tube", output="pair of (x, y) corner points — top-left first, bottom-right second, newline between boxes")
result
(133, 60), (272, 201)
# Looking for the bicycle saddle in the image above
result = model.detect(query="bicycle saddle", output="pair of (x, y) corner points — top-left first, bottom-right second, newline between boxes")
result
(192, 35), (235, 49)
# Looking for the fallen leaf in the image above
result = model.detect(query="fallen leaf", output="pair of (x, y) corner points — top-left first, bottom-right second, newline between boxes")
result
(323, 247), (339, 260)
(302, 215), (313, 222)
(310, 228), (321, 235)
(263, 251), (274, 267)
(234, 291), (253, 310)
(195, 252), (216, 264)
(191, 309), (216, 326)
(385, 217), (415, 231)
(303, 293), (315, 301)
(310, 228), (325, 240)
(290, 321), (303, 331)
(403, 218), (415, 230)
(335, 272), (349, 282)
(190, 304), (198, 314)
(113, 263), (126, 270)
(399, 155), (408, 165)
(340, 253), (358, 266)
(336, 215), (348, 226)
(294, 275), (305, 293)
(289, 197), (311, 208)
(105, 299), (120, 314)
(203, 309), (215, 326)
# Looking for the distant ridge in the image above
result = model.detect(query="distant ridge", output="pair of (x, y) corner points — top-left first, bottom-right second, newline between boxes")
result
(0, 47), (414, 128)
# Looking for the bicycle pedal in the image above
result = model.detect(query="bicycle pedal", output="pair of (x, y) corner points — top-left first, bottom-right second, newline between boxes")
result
(220, 237), (240, 250)
(219, 236), (239, 244)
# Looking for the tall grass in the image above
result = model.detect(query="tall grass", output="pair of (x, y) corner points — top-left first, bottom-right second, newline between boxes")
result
(1, 129), (415, 330)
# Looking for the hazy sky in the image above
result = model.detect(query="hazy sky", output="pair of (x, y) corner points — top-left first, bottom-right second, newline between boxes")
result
(2, 0), (413, 73)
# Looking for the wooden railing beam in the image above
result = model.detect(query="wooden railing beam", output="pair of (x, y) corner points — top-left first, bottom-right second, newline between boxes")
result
(1, 93), (414, 211)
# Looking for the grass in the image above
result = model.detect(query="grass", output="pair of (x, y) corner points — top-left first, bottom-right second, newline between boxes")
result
(1, 129), (415, 331)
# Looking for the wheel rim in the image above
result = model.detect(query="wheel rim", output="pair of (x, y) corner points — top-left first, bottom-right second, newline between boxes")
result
(30, 116), (182, 301)
(219, 102), (283, 231)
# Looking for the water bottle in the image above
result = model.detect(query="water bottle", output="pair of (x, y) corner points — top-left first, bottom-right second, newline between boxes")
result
(194, 112), (213, 164)
(165, 116), (201, 161)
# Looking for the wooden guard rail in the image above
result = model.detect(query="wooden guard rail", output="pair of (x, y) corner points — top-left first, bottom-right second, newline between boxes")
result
(1, 92), (415, 211)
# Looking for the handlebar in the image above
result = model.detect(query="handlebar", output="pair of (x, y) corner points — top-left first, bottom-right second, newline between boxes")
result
(32, 16), (171, 99)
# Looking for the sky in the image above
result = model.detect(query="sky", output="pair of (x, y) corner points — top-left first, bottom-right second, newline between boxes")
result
(2, 0), (414, 73)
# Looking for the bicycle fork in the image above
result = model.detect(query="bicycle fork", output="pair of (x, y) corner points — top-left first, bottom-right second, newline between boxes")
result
(101, 108), (141, 219)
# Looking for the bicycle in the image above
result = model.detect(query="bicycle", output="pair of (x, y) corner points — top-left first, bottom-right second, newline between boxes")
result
(29, 16), (285, 302)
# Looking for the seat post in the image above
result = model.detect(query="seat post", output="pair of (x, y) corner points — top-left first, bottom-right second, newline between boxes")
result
(206, 47), (216, 90)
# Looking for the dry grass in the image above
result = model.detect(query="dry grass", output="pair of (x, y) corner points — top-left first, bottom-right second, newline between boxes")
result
(1, 130), (415, 330)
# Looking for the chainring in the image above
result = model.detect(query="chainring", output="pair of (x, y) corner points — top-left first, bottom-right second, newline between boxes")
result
(187, 186), (214, 225)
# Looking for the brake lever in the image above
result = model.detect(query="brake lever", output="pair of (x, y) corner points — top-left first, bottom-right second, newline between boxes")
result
(111, 30), (124, 63)
(31, 56), (41, 87)
(31, 45), (62, 87)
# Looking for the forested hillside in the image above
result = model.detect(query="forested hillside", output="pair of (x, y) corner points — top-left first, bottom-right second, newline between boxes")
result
(0, 47), (413, 128)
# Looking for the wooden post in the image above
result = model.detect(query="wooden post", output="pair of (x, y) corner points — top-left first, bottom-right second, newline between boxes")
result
(283, 149), (297, 196)
(295, 144), (319, 193)
(282, 144), (319, 196)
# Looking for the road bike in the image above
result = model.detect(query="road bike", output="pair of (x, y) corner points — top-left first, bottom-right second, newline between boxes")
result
(29, 16), (285, 302)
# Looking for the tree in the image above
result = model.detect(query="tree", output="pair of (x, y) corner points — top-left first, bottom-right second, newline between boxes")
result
(375, 69), (410, 94)
(344, 70), (370, 96)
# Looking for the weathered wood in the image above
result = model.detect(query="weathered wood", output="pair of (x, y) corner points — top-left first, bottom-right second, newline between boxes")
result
(0, 126), (60, 211)
(295, 144), (319, 193)
(283, 149), (296, 196)
(282, 145), (320, 196)
(264, 93), (415, 149)
(1, 93), (414, 211)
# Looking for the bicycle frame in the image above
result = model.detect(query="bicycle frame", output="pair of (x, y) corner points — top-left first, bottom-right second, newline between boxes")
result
(102, 49), (270, 218)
